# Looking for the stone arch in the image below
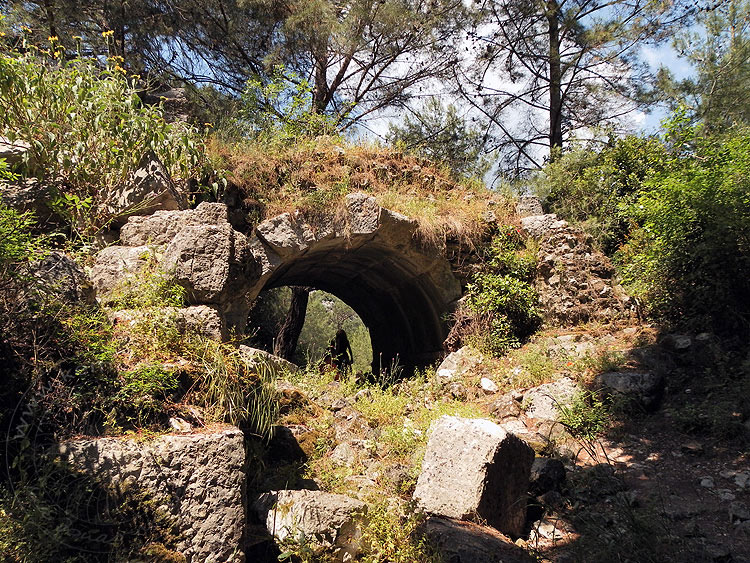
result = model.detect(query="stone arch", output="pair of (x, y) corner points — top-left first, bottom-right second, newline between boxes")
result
(92, 193), (462, 371)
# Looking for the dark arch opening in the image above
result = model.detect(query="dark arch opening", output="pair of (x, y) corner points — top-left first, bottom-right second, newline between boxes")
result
(259, 242), (454, 374)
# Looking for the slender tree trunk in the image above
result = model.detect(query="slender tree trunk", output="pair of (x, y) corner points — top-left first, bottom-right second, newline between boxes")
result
(274, 286), (310, 361)
(547, 0), (564, 157)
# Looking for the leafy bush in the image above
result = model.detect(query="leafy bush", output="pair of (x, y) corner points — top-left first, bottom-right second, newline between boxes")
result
(0, 47), (211, 238)
(464, 226), (542, 355)
(535, 136), (668, 254)
(557, 390), (610, 441)
(618, 121), (750, 335)
(358, 501), (440, 563)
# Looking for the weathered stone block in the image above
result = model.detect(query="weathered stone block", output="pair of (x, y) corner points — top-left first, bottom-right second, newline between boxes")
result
(345, 192), (380, 235)
(108, 152), (188, 225)
(110, 304), (225, 341)
(253, 489), (367, 562)
(413, 416), (535, 537)
(90, 245), (151, 298)
(57, 428), (245, 563)
(255, 212), (315, 257)
(436, 346), (483, 380)
(238, 345), (299, 376)
(162, 224), (252, 302)
(523, 377), (580, 421)
(121, 202), (228, 246)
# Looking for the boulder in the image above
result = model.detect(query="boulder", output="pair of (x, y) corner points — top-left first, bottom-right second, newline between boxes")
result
(436, 346), (483, 380)
(120, 202), (228, 246)
(596, 371), (665, 411)
(57, 428), (245, 563)
(90, 245), (151, 298)
(528, 457), (566, 496)
(162, 223), (255, 302)
(110, 305), (224, 341)
(523, 377), (580, 421)
(0, 178), (60, 226)
(419, 517), (534, 563)
(29, 252), (96, 304)
(238, 345), (299, 376)
(253, 489), (367, 562)
(413, 416), (535, 537)
(255, 212), (315, 257)
(108, 151), (187, 225)
(0, 136), (31, 167)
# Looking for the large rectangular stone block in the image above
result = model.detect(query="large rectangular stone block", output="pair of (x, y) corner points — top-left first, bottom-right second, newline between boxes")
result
(413, 416), (534, 537)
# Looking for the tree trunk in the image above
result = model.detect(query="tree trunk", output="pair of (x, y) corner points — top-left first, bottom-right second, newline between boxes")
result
(274, 286), (310, 361)
(547, 0), (564, 157)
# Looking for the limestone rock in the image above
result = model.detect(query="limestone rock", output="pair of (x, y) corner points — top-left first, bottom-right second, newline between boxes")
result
(481, 377), (499, 394)
(253, 489), (367, 562)
(162, 223), (254, 302)
(57, 428), (245, 563)
(345, 192), (380, 235)
(0, 136), (31, 166)
(520, 214), (567, 238)
(376, 207), (418, 244)
(437, 346), (483, 380)
(0, 178), (60, 226)
(523, 377), (580, 421)
(419, 517), (534, 563)
(238, 345), (299, 376)
(596, 371), (665, 411)
(111, 305), (224, 341)
(120, 202), (228, 246)
(413, 416), (535, 537)
(90, 245), (151, 298)
(108, 152), (187, 225)
(29, 252), (95, 305)
(255, 212), (315, 257)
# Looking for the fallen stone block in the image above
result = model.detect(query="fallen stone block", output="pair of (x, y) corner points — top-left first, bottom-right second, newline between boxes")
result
(253, 489), (367, 562)
(413, 416), (535, 537)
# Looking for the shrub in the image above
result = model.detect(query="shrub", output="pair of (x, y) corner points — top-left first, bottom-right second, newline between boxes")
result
(618, 121), (750, 335)
(464, 227), (542, 355)
(0, 47), (212, 238)
(534, 135), (668, 255)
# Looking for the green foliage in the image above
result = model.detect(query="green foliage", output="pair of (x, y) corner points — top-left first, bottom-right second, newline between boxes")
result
(241, 65), (340, 142)
(535, 135), (668, 254)
(358, 501), (440, 563)
(618, 121), (750, 334)
(107, 260), (186, 311)
(0, 47), (212, 238)
(112, 365), (179, 427)
(190, 340), (279, 438)
(387, 97), (493, 179)
(655, 0), (750, 131)
(557, 390), (610, 441)
(0, 203), (46, 277)
(463, 227), (541, 355)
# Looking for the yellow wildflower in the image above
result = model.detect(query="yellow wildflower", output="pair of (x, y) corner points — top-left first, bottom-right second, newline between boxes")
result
(102, 30), (114, 38)
(48, 35), (58, 42)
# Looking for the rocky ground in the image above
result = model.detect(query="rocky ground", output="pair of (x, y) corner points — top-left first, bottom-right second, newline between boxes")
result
(247, 323), (750, 563)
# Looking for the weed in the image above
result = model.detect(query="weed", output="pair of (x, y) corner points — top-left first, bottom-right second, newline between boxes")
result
(557, 390), (610, 442)
(358, 500), (441, 563)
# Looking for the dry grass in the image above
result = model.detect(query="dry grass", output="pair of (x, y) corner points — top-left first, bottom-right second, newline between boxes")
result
(208, 136), (516, 250)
